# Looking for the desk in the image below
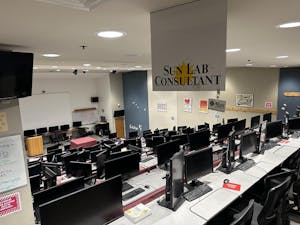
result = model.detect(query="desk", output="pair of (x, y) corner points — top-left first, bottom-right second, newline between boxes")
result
(111, 139), (300, 225)
(70, 136), (97, 149)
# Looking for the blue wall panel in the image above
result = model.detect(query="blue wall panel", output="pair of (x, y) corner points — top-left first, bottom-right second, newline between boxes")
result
(122, 71), (149, 137)
(278, 68), (300, 120)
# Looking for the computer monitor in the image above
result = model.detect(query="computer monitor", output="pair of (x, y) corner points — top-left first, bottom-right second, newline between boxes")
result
(96, 151), (107, 178)
(128, 131), (138, 138)
(182, 127), (194, 134)
(143, 129), (152, 135)
(47, 144), (60, 151)
(167, 130), (177, 137)
(45, 152), (55, 162)
(212, 123), (221, 133)
(233, 119), (246, 134)
(49, 126), (59, 133)
(30, 175), (41, 193)
(251, 115), (260, 128)
(188, 129), (210, 150)
(60, 124), (70, 131)
(104, 152), (140, 180)
(83, 144), (101, 152)
(72, 121), (82, 127)
(110, 150), (133, 160)
(68, 161), (92, 178)
(36, 127), (48, 135)
(47, 148), (62, 155)
(177, 126), (187, 132)
(184, 147), (213, 187)
(288, 117), (300, 131)
(90, 150), (102, 163)
(62, 153), (78, 175)
(228, 118), (238, 124)
(170, 134), (188, 146)
(28, 163), (41, 176)
(217, 123), (233, 140)
(44, 167), (57, 188)
(152, 136), (165, 147)
(263, 113), (272, 123)
(266, 120), (283, 140)
(109, 132), (117, 139)
(77, 150), (90, 162)
(123, 138), (136, 147)
(197, 125), (207, 131)
(39, 175), (123, 225)
(42, 163), (62, 176)
(24, 129), (36, 137)
(239, 131), (258, 160)
(156, 139), (181, 166)
(127, 144), (142, 153)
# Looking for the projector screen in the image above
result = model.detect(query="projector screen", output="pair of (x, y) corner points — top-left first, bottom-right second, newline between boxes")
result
(19, 93), (72, 130)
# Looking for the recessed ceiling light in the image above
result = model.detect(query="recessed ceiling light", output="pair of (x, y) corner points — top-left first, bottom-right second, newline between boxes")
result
(42, 54), (60, 58)
(278, 22), (300, 28)
(97, 31), (125, 39)
(246, 63), (253, 66)
(134, 65), (142, 68)
(52, 65), (58, 68)
(33, 66), (38, 69)
(96, 67), (102, 69)
(83, 64), (91, 67)
(270, 65), (277, 67)
(226, 48), (241, 53)
(56, 69), (61, 72)
(276, 55), (288, 59)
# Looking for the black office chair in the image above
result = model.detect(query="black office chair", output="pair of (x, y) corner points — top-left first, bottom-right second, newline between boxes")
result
(230, 199), (254, 225)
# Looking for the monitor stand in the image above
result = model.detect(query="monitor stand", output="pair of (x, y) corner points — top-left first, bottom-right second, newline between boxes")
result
(185, 179), (203, 191)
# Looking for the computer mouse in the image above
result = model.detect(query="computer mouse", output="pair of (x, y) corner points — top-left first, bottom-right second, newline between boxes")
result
(144, 185), (150, 189)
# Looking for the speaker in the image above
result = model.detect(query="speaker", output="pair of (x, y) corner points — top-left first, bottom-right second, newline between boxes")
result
(91, 97), (99, 103)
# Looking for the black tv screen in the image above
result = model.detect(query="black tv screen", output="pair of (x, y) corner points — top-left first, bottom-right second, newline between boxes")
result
(0, 51), (33, 99)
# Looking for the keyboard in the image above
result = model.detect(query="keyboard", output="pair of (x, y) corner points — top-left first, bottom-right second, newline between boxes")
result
(236, 159), (256, 171)
(183, 184), (212, 202)
(261, 142), (280, 151)
(141, 156), (154, 163)
(122, 188), (145, 201)
(122, 182), (134, 192)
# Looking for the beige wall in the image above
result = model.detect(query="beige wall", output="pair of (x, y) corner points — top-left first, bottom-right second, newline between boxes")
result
(148, 67), (279, 129)
(0, 100), (35, 225)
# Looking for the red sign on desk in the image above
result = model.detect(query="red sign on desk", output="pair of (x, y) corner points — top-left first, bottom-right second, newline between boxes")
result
(223, 182), (241, 191)
(0, 192), (22, 217)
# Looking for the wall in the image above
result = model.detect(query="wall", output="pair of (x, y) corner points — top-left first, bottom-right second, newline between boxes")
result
(278, 67), (300, 120)
(0, 99), (35, 225)
(147, 67), (279, 129)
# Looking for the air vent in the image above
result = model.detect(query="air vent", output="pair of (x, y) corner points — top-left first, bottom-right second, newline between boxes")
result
(35, 0), (105, 11)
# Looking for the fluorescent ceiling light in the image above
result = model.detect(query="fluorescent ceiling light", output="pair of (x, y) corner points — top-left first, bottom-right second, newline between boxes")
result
(276, 55), (288, 59)
(278, 22), (300, 28)
(270, 65), (277, 67)
(246, 63), (253, 66)
(134, 65), (142, 68)
(83, 63), (91, 67)
(33, 66), (38, 69)
(42, 53), (60, 58)
(97, 31), (125, 38)
(56, 69), (61, 72)
(226, 48), (240, 53)
(52, 65), (58, 68)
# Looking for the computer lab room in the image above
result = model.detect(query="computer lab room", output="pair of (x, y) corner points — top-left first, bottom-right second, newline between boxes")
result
(2, 0), (300, 225)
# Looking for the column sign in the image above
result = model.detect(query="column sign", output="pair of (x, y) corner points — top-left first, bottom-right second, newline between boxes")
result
(151, 0), (227, 91)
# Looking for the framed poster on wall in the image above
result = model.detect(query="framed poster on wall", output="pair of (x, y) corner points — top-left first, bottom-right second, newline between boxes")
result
(235, 94), (254, 108)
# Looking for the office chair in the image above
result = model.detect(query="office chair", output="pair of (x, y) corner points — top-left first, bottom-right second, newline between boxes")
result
(230, 199), (254, 225)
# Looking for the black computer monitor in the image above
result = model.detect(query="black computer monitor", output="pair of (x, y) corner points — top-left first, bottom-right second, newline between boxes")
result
(83, 144), (101, 152)
(90, 150), (102, 163)
(156, 139), (181, 166)
(185, 147), (213, 186)
(233, 119), (246, 134)
(128, 131), (138, 138)
(47, 148), (62, 155)
(143, 130), (152, 135)
(177, 126), (187, 132)
(109, 132), (117, 139)
(47, 144), (60, 151)
(49, 126), (59, 133)
(96, 151), (107, 178)
(36, 127), (48, 135)
(228, 118), (238, 124)
(170, 134), (188, 146)
(45, 152), (55, 162)
(33, 177), (85, 209)
(263, 113), (272, 122)
(42, 163), (62, 176)
(123, 138), (136, 147)
(73, 121), (82, 127)
(39, 175), (123, 225)
(127, 144), (142, 153)
(239, 131), (258, 160)
(217, 123), (233, 140)
(60, 124), (70, 131)
(62, 153), (78, 175)
(110, 150), (133, 160)
(68, 161), (92, 178)
(212, 123), (221, 133)
(30, 175), (41, 193)
(251, 115), (260, 128)
(188, 129), (210, 150)
(28, 163), (41, 176)
(105, 152), (140, 180)
(266, 120), (283, 140)
(288, 117), (300, 131)
(44, 167), (57, 188)
(24, 129), (36, 137)
(197, 125), (207, 131)
(77, 150), (90, 162)
(152, 136), (165, 147)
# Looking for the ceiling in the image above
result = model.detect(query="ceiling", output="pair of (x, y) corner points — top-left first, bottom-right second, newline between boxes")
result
(0, 0), (300, 75)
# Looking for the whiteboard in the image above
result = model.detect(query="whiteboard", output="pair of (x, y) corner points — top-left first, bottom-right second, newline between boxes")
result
(72, 109), (98, 125)
(19, 93), (72, 130)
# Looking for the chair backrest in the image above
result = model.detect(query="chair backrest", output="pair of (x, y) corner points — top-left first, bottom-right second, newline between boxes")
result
(258, 176), (292, 225)
(230, 199), (254, 225)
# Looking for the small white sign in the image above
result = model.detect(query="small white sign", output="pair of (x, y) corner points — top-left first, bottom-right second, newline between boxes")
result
(184, 98), (192, 113)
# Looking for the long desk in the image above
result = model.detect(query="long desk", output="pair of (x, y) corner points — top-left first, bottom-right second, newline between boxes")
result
(110, 138), (300, 225)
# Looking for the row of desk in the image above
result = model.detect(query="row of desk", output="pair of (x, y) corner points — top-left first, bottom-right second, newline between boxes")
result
(111, 137), (300, 225)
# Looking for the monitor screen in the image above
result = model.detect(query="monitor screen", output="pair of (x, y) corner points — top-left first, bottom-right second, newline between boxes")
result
(251, 115), (260, 128)
(188, 129), (210, 150)
(152, 136), (165, 147)
(0, 51), (33, 99)
(49, 126), (59, 132)
(240, 131), (257, 156)
(170, 134), (188, 146)
(73, 121), (82, 127)
(156, 139), (181, 166)
(266, 120), (282, 140)
(28, 163), (41, 177)
(288, 118), (300, 131)
(90, 150), (102, 163)
(170, 150), (184, 209)
(177, 126), (187, 132)
(217, 123), (233, 140)
(24, 129), (36, 137)
(110, 150), (133, 160)
(30, 175), (41, 194)
(233, 119), (246, 133)
(60, 124), (70, 131)
(39, 175), (124, 225)
(36, 127), (48, 135)
(62, 153), (78, 175)
(104, 152), (140, 179)
(185, 147), (213, 183)
(69, 162), (92, 178)
(263, 113), (272, 122)
(212, 123), (221, 133)
(128, 131), (138, 138)
(228, 118), (238, 124)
